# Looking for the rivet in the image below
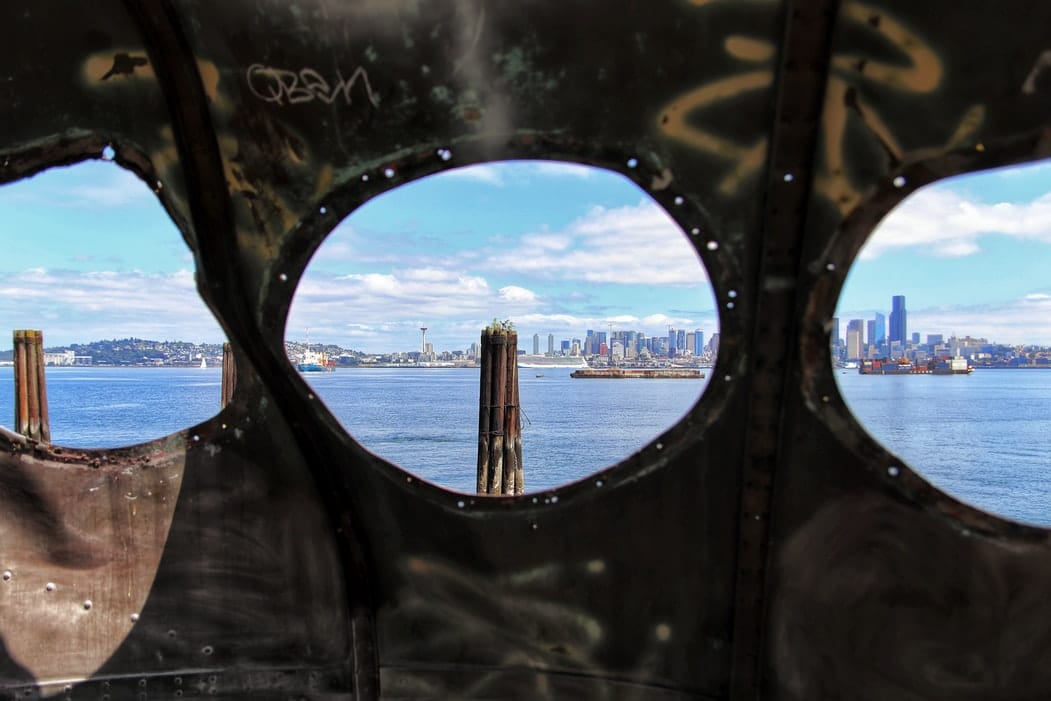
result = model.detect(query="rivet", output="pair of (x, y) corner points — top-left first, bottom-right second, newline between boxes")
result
(361, 173), (369, 182)
(437, 148), (452, 161)
(101, 145), (116, 160)
(2, 571), (11, 581)
(673, 195), (684, 205)
(655, 442), (663, 450)
(456, 500), (465, 508)
(384, 167), (395, 178)
(45, 582), (55, 592)
(595, 480), (603, 487)
(83, 599), (93, 610)
(626, 157), (638, 168)
(826, 262), (836, 271)
(550, 495), (558, 504)
(690, 227), (700, 236)
(130, 613), (140, 622)
(728, 290), (738, 298)
(278, 273), (288, 282)
(202, 645), (214, 656)
(319, 206), (327, 215)
(892, 175), (906, 188)
(887, 466), (900, 477)
(138, 678), (147, 687)
(821, 395), (830, 403)
(783, 173), (794, 182)
(726, 302), (735, 309)
(192, 435), (199, 442)
(706, 241), (719, 251)
(724, 374), (732, 382)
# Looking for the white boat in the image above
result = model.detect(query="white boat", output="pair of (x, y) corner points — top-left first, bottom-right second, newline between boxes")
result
(516, 355), (588, 369)
(200, 357), (207, 369)
(297, 348), (335, 372)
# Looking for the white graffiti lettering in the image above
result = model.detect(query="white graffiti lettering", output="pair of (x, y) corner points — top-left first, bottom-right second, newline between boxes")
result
(246, 64), (379, 108)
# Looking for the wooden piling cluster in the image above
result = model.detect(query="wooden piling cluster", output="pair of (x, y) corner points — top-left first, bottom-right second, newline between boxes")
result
(476, 324), (523, 495)
(13, 329), (50, 442)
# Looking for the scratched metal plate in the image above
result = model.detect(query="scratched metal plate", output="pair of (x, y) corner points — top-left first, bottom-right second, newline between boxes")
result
(1, 1), (1050, 698)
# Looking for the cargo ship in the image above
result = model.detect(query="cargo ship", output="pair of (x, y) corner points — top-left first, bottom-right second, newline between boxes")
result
(931, 355), (974, 374)
(517, 354), (589, 369)
(571, 367), (705, 379)
(859, 355), (972, 375)
(297, 348), (336, 372)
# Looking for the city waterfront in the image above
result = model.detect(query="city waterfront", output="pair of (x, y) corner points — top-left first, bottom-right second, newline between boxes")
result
(1, 366), (1049, 525)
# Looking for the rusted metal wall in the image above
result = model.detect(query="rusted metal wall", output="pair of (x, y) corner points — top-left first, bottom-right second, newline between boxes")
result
(0, 1), (1049, 698)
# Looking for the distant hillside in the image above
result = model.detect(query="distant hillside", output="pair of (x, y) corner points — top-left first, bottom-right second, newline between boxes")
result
(0, 337), (366, 366)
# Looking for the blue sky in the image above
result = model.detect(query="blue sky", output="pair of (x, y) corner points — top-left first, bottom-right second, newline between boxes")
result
(1, 157), (1049, 351)
(288, 161), (715, 352)
(836, 161), (1051, 345)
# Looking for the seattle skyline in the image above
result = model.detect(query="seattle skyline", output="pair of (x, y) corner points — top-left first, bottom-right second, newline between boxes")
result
(1, 158), (1050, 351)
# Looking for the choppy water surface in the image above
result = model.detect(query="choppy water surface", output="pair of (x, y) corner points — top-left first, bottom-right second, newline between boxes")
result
(1, 366), (1049, 525)
(835, 370), (1051, 526)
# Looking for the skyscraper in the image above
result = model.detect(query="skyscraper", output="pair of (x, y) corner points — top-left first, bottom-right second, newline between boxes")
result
(873, 312), (886, 346)
(532, 333), (539, 355)
(694, 329), (704, 356)
(846, 319), (864, 360)
(547, 333), (554, 354)
(889, 295), (906, 345)
(668, 328), (677, 358)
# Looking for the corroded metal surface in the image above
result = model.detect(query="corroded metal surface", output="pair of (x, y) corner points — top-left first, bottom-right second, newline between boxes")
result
(1, 1), (1050, 698)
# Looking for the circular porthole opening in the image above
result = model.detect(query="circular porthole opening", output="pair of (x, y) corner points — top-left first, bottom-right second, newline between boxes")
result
(288, 160), (721, 494)
(0, 160), (229, 447)
(834, 160), (1051, 526)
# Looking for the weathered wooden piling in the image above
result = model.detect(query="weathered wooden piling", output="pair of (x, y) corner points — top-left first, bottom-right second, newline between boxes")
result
(476, 323), (523, 495)
(221, 342), (237, 408)
(13, 329), (50, 443)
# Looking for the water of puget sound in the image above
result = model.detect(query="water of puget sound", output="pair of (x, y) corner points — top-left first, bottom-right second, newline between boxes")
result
(0, 366), (1049, 526)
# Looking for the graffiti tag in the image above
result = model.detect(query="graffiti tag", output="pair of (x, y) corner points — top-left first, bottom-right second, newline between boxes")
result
(246, 64), (379, 108)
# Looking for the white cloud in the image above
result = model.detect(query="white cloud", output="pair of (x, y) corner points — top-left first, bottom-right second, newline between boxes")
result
(498, 285), (538, 303)
(861, 188), (1051, 260)
(526, 162), (597, 179)
(0, 267), (225, 346)
(441, 164), (505, 186)
(486, 200), (708, 286)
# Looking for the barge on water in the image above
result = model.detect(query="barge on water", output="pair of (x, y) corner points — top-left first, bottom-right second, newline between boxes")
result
(859, 355), (973, 375)
(571, 367), (705, 379)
